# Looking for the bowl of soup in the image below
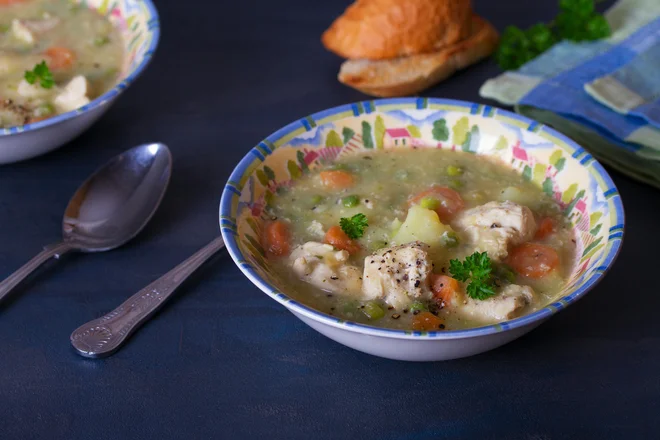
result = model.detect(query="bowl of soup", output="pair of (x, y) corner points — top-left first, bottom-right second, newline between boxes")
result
(220, 98), (624, 361)
(0, 0), (159, 164)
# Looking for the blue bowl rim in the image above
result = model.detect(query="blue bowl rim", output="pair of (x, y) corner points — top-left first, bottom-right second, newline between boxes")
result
(0, 0), (161, 137)
(220, 97), (625, 340)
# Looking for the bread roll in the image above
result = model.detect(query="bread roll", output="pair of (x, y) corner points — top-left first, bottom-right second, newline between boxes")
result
(337, 15), (499, 97)
(322, 0), (473, 60)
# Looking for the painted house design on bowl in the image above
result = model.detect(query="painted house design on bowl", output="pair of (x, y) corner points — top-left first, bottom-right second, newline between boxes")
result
(220, 98), (624, 361)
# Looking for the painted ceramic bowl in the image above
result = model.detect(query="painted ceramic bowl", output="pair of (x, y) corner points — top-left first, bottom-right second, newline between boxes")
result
(220, 98), (624, 362)
(0, 0), (160, 165)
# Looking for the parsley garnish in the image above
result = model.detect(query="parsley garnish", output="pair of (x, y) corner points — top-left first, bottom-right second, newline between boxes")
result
(495, 0), (610, 70)
(24, 61), (54, 89)
(339, 213), (368, 239)
(449, 251), (497, 300)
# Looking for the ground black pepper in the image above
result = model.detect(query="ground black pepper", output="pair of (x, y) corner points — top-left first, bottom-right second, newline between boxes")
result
(392, 314), (401, 319)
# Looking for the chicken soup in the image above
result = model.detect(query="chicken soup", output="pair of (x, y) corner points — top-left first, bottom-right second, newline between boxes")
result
(264, 149), (576, 331)
(0, 0), (123, 127)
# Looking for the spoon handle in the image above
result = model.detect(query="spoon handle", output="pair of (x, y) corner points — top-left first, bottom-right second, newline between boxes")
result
(0, 241), (73, 304)
(70, 236), (226, 358)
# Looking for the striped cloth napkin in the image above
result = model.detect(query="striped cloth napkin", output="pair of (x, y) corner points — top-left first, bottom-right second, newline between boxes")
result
(480, 0), (660, 189)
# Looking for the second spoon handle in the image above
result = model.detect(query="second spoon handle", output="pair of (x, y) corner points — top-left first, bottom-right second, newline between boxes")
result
(0, 241), (73, 304)
(70, 236), (226, 358)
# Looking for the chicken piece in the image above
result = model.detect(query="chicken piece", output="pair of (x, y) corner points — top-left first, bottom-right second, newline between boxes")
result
(17, 79), (53, 99)
(10, 19), (36, 46)
(306, 220), (325, 239)
(290, 241), (362, 296)
(54, 76), (90, 113)
(23, 17), (61, 34)
(458, 284), (535, 322)
(362, 241), (433, 309)
(452, 201), (536, 262)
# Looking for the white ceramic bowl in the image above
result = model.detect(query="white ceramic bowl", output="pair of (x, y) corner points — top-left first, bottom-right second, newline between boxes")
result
(0, 0), (160, 164)
(220, 98), (624, 361)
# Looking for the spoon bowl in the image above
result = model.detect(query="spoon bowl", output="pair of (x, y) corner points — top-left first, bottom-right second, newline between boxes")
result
(63, 143), (172, 252)
(0, 143), (172, 303)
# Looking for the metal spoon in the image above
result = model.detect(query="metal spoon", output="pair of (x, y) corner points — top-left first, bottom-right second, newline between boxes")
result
(0, 143), (172, 304)
(70, 236), (225, 358)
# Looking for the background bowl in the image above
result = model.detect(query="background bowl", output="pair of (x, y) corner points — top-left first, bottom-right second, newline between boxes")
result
(220, 98), (624, 361)
(0, 0), (160, 165)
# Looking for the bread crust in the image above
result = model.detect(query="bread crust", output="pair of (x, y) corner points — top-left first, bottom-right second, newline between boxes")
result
(322, 0), (473, 60)
(337, 15), (499, 97)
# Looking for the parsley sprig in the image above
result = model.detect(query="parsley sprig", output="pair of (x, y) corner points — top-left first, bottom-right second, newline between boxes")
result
(495, 0), (610, 70)
(24, 61), (54, 89)
(449, 251), (497, 300)
(339, 213), (368, 239)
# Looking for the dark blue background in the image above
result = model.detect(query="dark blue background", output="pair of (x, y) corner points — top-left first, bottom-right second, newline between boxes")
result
(1, 0), (658, 439)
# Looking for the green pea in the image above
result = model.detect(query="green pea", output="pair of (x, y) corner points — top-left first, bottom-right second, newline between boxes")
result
(420, 197), (440, 210)
(362, 301), (385, 320)
(310, 195), (324, 205)
(447, 165), (463, 176)
(342, 195), (360, 208)
(0, 24), (9, 33)
(441, 231), (459, 248)
(94, 36), (110, 47)
(409, 301), (427, 313)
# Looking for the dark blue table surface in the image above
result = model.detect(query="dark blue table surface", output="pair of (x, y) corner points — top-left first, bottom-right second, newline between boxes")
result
(1, 0), (658, 439)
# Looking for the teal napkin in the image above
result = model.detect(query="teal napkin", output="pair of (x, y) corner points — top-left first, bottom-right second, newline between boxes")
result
(480, 0), (660, 189)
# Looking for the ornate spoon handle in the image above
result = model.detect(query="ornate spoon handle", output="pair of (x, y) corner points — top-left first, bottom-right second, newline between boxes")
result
(70, 237), (226, 358)
(0, 242), (73, 304)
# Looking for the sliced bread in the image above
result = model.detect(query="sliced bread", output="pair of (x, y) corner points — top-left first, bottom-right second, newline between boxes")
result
(337, 15), (499, 97)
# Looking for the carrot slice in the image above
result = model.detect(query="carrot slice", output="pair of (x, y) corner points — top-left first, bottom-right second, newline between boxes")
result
(409, 186), (465, 222)
(319, 170), (355, 189)
(0, 0), (28, 5)
(429, 274), (459, 305)
(535, 217), (555, 240)
(324, 225), (360, 254)
(412, 312), (444, 331)
(263, 220), (290, 257)
(507, 243), (559, 279)
(44, 47), (76, 70)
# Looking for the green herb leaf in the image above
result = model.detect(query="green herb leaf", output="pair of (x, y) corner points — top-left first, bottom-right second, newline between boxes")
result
(339, 213), (368, 239)
(495, 0), (610, 70)
(449, 251), (497, 300)
(24, 61), (54, 89)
